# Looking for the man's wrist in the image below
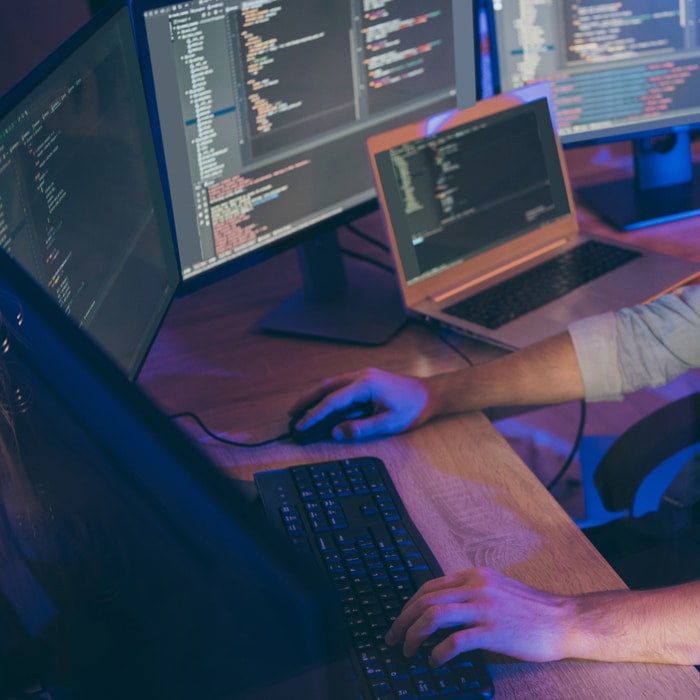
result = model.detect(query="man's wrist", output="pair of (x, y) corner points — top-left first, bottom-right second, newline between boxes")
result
(423, 372), (470, 419)
(558, 590), (634, 663)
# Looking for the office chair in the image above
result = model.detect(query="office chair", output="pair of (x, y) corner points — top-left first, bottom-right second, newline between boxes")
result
(581, 391), (700, 590)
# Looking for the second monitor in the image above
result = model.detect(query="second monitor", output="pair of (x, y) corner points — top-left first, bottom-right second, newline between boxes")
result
(491, 0), (700, 230)
(131, 0), (477, 343)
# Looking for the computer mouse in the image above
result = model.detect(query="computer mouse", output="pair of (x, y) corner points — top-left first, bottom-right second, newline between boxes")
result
(288, 400), (374, 445)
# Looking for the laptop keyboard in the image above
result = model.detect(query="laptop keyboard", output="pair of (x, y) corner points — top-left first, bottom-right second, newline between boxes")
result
(254, 457), (494, 700)
(444, 240), (640, 330)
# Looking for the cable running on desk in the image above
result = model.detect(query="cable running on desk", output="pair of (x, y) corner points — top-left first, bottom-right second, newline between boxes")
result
(431, 327), (587, 492)
(170, 411), (289, 447)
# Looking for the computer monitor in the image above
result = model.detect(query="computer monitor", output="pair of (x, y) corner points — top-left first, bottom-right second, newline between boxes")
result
(130, 0), (477, 343)
(490, 1), (700, 230)
(0, 0), (180, 380)
(0, 77), (351, 700)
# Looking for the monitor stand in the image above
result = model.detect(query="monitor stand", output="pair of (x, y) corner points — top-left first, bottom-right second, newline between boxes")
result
(576, 128), (700, 231)
(260, 228), (406, 345)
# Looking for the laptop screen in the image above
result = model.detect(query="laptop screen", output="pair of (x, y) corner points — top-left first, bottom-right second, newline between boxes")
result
(372, 97), (571, 286)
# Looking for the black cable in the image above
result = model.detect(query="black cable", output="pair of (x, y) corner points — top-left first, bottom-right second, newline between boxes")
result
(432, 326), (500, 422)
(344, 222), (391, 253)
(339, 248), (394, 274)
(433, 326), (587, 487)
(434, 327), (475, 367)
(545, 399), (587, 492)
(170, 411), (289, 447)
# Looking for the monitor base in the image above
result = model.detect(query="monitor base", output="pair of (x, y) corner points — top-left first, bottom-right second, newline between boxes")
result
(577, 163), (700, 232)
(260, 228), (406, 345)
(260, 263), (406, 345)
(577, 131), (700, 231)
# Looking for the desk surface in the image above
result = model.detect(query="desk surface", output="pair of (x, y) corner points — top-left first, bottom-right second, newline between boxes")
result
(139, 144), (700, 699)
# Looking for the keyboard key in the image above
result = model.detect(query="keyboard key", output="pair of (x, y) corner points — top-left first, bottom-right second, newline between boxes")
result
(392, 677), (418, 699)
(415, 675), (440, 699)
(433, 668), (460, 694)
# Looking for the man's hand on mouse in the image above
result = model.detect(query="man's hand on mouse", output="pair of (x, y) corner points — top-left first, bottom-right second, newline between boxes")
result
(289, 367), (433, 441)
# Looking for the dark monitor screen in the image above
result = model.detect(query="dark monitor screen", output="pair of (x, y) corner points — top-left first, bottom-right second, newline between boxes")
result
(0, 239), (348, 700)
(0, 2), (179, 379)
(490, 0), (700, 230)
(130, 0), (476, 342)
(0, 68), (349, 700)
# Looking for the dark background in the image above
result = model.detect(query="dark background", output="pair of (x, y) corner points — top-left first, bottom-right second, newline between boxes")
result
(0, 0), (111, 96)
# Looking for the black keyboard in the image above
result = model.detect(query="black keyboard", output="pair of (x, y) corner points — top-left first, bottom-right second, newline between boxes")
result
(445, 240), (640, 330)
(254, 457), (494, 700)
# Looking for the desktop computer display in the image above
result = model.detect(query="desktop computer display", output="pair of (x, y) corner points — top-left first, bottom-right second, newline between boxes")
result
(130, 0), (477, 342)
(0, 174), (349, 700)
(490, 0), (700, 229)
(0, 8), (352, 697)
(0, 2), (180, 379)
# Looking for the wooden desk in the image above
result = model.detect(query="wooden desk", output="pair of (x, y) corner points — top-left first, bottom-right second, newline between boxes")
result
(138, 144), (700, 699)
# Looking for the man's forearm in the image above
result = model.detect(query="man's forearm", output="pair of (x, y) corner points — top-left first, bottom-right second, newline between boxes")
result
(564, 580), (700, 665)
(424, 330), (586, 418)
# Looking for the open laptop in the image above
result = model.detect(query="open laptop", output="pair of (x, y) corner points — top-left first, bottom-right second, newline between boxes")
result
(366, 84), (700, 349)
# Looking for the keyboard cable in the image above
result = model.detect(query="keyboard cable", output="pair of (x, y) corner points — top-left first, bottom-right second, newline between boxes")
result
(433, 327), (587, 492)
(545, 398), (586, 492)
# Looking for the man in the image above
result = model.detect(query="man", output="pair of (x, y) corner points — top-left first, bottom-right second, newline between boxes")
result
(289, 285), (700, 668)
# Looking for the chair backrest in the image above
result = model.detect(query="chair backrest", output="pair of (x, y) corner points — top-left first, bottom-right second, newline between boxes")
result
(594, 392), (700, 512)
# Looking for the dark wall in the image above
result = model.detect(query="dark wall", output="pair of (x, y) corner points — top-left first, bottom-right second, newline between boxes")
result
(0, 0), (111, 96)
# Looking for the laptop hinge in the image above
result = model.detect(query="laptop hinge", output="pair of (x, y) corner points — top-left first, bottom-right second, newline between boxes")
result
(430, 238), (569, 304)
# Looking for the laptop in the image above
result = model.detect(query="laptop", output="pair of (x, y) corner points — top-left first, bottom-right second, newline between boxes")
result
(366, 84), (700, 349)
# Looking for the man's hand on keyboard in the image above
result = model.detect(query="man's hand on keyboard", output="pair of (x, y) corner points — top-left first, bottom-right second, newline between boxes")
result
(289, 367), (432, 440)
(384, 567), (571, 665)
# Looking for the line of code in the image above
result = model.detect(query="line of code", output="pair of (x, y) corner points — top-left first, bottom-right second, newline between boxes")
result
(566, 2), (682, 64)
(241, 3), (322, 135)
(208, 158), (311, 254)
(235, 0), (355, 161)
(18, 81), (83, 312)
(554, 59), (700, 132)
